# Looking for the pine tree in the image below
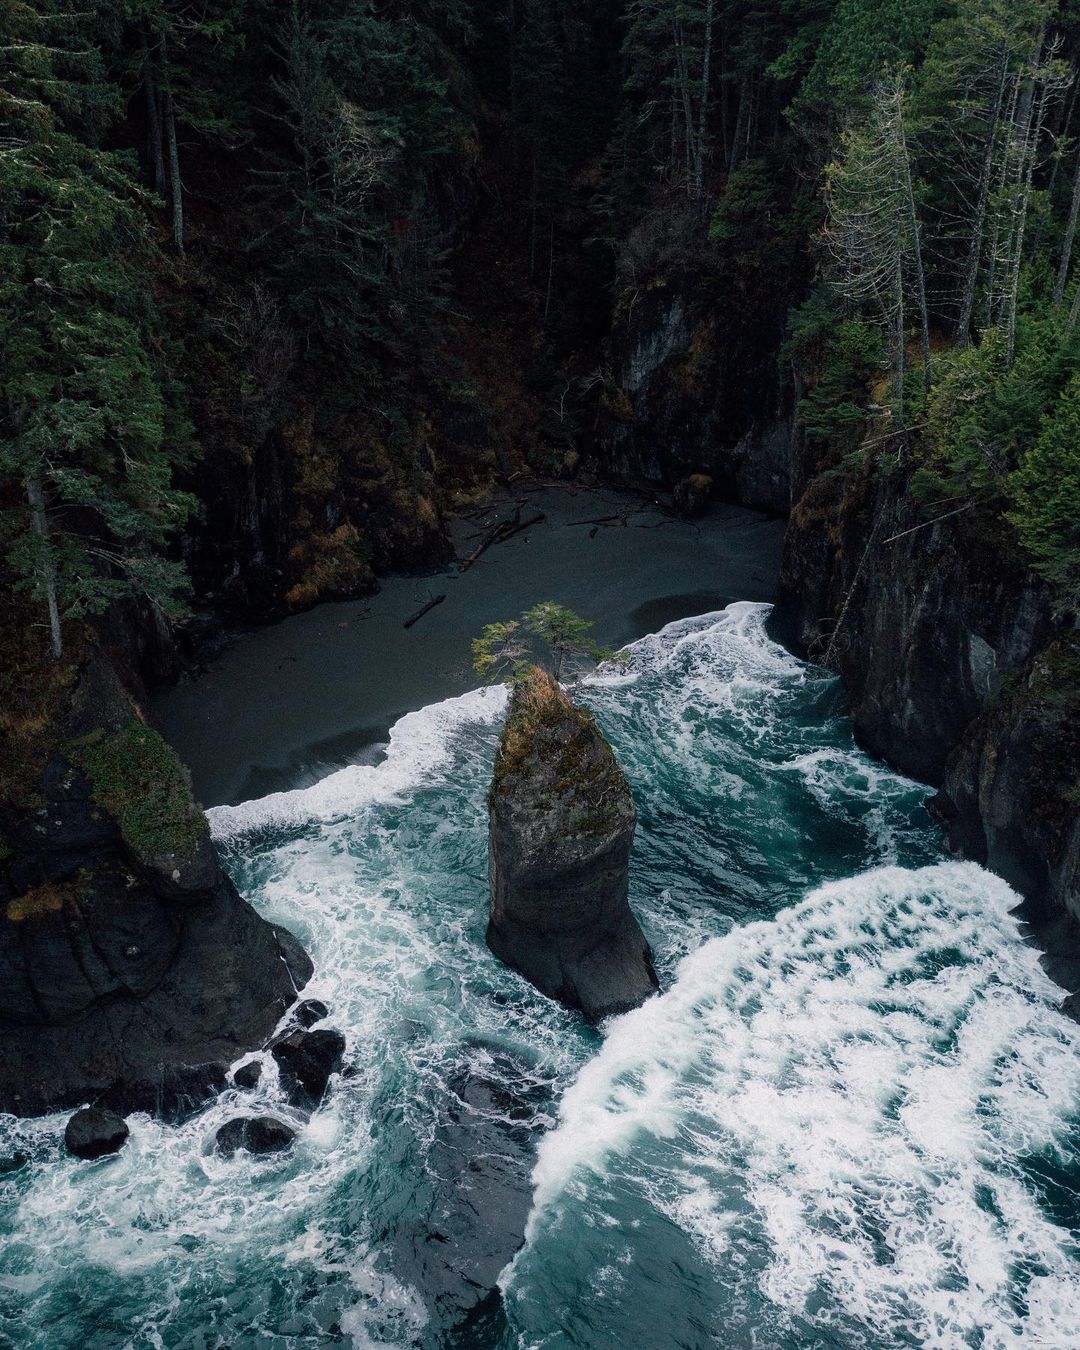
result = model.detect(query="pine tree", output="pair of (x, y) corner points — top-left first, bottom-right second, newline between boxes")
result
(823, 73), (932, 425)
(0, 0), (193, 658)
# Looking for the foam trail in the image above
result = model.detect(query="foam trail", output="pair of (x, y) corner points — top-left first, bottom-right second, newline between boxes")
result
(208, 683), (507, 839)
(506, 862), (1080, 1346)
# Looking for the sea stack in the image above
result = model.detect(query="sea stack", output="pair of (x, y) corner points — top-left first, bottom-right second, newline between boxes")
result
(486, 668), (659, 1022)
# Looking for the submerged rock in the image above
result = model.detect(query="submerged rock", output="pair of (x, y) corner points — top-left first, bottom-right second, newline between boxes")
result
(389, 1040), (546, 1332)
(64, 1107), (129, 1159)
(271, 1028), (346, 1106)
(487, 669), (659, 1022)
(214, 1115), (295, 1157)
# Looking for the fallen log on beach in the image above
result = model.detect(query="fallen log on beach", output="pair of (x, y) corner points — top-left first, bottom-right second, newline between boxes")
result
(458, 513), (545, 572)
(403, 594), (447, 629)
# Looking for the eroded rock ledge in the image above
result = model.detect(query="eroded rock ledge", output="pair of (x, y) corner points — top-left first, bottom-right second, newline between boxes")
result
(486, 668), (658, 1022)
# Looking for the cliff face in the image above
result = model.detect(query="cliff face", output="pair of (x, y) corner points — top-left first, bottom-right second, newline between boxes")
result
(0, 646), (311, 1117)
(598, 281), (796, 512)
(774, 466), (1079, 929)
(487, 669), (659, 1022)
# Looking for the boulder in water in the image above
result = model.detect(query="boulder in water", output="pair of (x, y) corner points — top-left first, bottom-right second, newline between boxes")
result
(389, 1040), (546, 1331)
(232, 1059), (263, 1090)
(292, 998), (329, 1028)
(64, 1107), (129, 1159)
(214, 1115), (295, 1157)
(487, 669), (659, 1022)
(271, 1028), (345, 1105)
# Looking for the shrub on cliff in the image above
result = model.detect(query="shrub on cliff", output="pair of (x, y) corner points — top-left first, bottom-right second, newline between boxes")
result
(78, 721), (208, 860)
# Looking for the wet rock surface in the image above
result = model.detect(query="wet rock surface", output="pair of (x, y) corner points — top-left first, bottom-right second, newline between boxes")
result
(487, 669), (659, 1022)
(271, 1028), (346, 1106)
(389, 1040), (547, 1333)
(232, 1059), (263, 1090)
(214, 1115), (296, 1157)
(64, 1107), (129, 1160)
(292, 998), (329, 1029)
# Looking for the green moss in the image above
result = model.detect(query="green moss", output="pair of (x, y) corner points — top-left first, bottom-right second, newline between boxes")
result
(78, 720), (208, 860)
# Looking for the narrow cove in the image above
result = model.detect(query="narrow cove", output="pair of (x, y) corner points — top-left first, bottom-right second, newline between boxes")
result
(4, 498), (1078, 1348)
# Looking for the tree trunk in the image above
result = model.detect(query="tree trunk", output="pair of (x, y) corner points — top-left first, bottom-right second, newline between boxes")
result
(985, 72), (1023, 330)
(694, 0), (715, 195)
(956, 52), (1008, 344)
(1067, 273), (1080, 333)
(671, 19), (695, 188)
(893, 263), (906, 437)
(158, 30), (184, 256)
(729, 74), (749, 172)
(1054, 140), (1080, 305)
(508, 0), (518, 172)
(543, 215), (555, 327)
(895, 89), (932, 394)
(164, 86), (183, 255)
(27, 474), (62, 661)
(1006, 34), (1053, 370)
(141, 31), (165, 196)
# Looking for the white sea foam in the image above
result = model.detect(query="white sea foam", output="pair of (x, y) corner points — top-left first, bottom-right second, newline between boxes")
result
(506, 862), (1080, 1347)
(207, 683), (508, 839)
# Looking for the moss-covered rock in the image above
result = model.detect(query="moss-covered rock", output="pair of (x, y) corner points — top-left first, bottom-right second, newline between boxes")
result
(78, 721), (208, 863)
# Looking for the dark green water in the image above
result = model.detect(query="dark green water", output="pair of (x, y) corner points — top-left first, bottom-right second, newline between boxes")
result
(3, 605), (1079, 1348)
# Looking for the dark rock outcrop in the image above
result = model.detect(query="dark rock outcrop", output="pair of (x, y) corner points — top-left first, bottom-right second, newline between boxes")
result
(931, 642), (1080, 926)
(773, 466), (1079, 929)
(595, 184), (806, 514)
(64, 1107), (129, 1159)
(389, 1040), (547, 1332)
(292, 998), (329, 1029)
(214, 1115), (295, 1157)
(673, 473), (713, 518)
(0, 648), (312, 1118)
(486, 669), (659, 1021)
(232, 1059), (263, 1090)
(271, 1028), (346, 1106)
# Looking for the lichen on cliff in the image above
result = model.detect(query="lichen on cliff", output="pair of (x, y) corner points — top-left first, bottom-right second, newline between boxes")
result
(5, 878), (83, 923)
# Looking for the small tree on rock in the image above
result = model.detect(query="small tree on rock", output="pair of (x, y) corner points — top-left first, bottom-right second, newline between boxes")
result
(473, 603), (618, 684)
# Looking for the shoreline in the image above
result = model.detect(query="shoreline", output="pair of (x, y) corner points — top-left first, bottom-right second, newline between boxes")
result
(152, 484), (786, 807)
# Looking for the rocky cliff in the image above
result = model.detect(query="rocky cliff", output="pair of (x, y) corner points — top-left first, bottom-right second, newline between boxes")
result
(0, 639), (311, 1117)
(487, 669), (659, 1022)
(773, 463), (1079, 931)
(597, 279), (796, 512)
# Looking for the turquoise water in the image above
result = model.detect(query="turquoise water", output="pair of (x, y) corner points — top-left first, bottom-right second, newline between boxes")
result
(2, 604), (1079, 1347)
